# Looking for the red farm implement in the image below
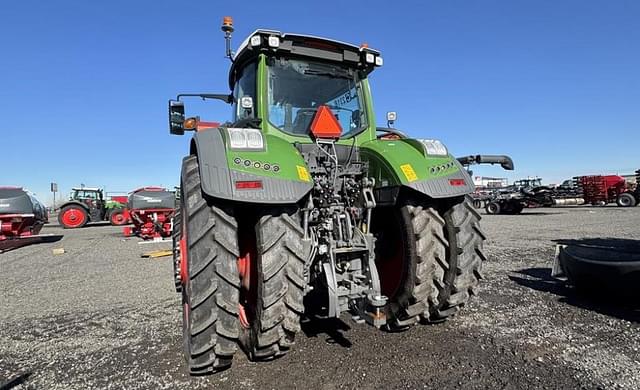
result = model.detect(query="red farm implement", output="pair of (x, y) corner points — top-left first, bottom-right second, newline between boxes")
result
(122, 187), (176, 240)
(0, 213), (45, 240)
(0, 187), (62, 252)
(577, 175), (637, 207)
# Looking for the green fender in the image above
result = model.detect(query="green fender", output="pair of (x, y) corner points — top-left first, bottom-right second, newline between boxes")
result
(360, 138), (475, 199)
(190, 128), (313, 204)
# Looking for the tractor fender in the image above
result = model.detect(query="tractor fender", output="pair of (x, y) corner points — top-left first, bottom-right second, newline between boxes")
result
(58, 200), (90, 212)
(190, 128), (313, 204)
(361, 139), (475, 199)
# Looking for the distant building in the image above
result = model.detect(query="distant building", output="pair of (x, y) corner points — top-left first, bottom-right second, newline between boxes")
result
(473, 176), (508, 188)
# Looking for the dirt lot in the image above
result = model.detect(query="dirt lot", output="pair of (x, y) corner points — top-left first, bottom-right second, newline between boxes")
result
(1, 206), (639, 389)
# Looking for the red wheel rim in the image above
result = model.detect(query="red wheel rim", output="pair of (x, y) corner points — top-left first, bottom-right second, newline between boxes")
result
(238, 222), (258, 329)
(61, 208), (86, 228)
(111, 212), (125, 225)
(375, 210), (405, 298)
(179, 211), (189, 289)
(180, 207), (191, 341)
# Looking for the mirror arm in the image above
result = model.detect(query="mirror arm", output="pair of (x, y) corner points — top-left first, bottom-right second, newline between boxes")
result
(456, 155), (514, 171)
(176, 93), (234, 104)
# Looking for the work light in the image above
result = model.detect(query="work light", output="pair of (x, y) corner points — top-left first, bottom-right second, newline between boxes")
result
(268, 36), (280, 48)
(227, 128), (264, 149)
(250, 35), (261, 47)
(365, 53), (375, 64)
(419, 139), (448, 156)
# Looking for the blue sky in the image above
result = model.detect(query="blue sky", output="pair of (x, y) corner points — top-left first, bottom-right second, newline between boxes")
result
(1, 0), (638, 204)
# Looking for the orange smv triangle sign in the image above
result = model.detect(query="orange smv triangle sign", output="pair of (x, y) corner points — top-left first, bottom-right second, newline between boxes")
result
(310, 105), (342, 138)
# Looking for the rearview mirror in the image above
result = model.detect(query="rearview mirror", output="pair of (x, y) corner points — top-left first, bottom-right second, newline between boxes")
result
(169, 100), (185, 135)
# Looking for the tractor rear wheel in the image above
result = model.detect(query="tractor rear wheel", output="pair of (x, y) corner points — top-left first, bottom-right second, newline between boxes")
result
(485, 201), (500, 215)
(423, 197), (486, 322)
(372, 203), (446, 331)
(617, 193), (636, 207)
(237, 208), (306, 360)
(180, 155), (240, 374)
(109, 208), (128, 226)
(58, 205), (88, 229)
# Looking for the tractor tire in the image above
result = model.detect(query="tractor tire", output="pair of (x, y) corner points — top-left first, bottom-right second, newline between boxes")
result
(180, 155), (240, 374)
(423, 197), (486, 323)
(109, 208), (128, 226)
(58, 205), (88, 229)
(505, 203), (524, 215)
(617, 193), (636, 207)
(557, 242), (640, 297)
(371, 203), (446, 331)
(172, 205), (182, 293)
(485, 201), (500, 215)
(238, 208), (306, 360)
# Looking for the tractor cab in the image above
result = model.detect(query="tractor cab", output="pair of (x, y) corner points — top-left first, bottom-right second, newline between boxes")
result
(169, 26), (383, 145)
(70, 187), (105, 216)
(70, 188), (104, 202)
(227, 29), (382, 142)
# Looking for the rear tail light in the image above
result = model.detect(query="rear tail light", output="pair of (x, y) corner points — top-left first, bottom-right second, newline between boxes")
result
(235, 181), (263, 190)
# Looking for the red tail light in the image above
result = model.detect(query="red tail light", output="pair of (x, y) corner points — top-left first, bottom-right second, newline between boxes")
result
(235, 181), (263, 190)
(449, 179), (466, 186)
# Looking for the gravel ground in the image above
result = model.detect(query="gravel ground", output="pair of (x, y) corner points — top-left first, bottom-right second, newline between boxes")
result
(1, 206), (639, 389)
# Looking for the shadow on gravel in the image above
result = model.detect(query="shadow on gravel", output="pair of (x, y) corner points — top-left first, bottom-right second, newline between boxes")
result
(510, 267), (640, 323)
(0, 372), (32, 390)
(87, 222), (113, 227)
(301, 317), (352, 348)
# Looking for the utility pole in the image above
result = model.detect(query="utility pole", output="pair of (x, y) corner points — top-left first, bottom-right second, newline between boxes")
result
(51, 182), (58, 210)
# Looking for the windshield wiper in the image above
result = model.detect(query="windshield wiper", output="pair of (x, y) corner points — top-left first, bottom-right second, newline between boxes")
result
(303, 69), (352, 79)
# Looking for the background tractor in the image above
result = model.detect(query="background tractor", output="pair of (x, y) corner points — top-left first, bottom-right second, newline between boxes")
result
(169, 18), (486, 374)
(57, 187), (128, 228)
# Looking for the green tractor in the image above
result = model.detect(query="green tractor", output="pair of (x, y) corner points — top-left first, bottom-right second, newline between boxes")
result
(169, 18), (485, 374)
(57, 187), (127, 228)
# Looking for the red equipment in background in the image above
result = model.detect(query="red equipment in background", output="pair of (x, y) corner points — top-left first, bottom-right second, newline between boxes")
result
(107, 195), (131, 226)
(0, 213), (45, 240)
(577, 175), (631, 206)
(123, 187), (176, 240)
(0, 186), (62, 252)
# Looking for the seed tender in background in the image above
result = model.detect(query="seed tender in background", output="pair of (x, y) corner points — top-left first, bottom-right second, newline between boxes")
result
(123, 187), (176, 240)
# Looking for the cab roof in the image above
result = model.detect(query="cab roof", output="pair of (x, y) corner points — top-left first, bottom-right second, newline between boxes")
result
(229, 29), (382, 89)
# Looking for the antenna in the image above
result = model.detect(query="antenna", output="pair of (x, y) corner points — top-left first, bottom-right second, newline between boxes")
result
(221, 16), (234, 61)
